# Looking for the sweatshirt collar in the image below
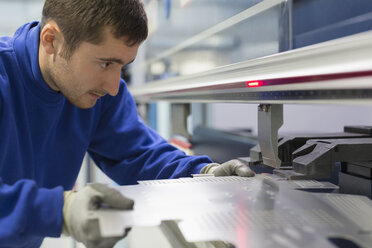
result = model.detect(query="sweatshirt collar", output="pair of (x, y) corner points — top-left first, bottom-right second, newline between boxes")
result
(13, 22), (64, 105)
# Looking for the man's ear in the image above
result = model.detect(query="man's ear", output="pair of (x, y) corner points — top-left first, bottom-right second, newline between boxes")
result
(40, 21), (63, 55)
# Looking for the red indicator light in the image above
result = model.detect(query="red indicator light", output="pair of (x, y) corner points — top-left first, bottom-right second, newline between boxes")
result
(246, 81), (262, 87)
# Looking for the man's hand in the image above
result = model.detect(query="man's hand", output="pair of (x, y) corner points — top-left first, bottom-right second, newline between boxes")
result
(200, 159), (255, 177)
(63, 183), (134, 248)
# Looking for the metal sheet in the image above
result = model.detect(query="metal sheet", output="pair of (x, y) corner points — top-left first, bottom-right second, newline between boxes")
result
(96, 176), (372, 248)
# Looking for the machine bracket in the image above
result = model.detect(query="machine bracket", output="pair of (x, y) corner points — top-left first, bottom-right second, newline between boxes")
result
(257, 104), (283, 168)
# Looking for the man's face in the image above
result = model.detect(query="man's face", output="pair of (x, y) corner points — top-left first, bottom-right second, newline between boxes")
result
(45, 28), (140, 109)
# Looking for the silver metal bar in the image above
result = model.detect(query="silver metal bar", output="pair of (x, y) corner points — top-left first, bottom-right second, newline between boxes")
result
(171, 103), (191, 140)
(258, 104), (283, 168)
(278, 0), (293, 52)
(130, 30), (372, 104)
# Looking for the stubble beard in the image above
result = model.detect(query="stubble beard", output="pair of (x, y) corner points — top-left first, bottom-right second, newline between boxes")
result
(45, 56), (93, 109)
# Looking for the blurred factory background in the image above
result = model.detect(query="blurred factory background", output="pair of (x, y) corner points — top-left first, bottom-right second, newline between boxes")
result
(1, 0), (372, 247)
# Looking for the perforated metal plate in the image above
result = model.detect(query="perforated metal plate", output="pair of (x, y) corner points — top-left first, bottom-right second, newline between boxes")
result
(96, 176), (372, 248)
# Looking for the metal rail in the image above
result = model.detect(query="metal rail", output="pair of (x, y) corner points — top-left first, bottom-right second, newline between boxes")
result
(130, 30), (372, 104)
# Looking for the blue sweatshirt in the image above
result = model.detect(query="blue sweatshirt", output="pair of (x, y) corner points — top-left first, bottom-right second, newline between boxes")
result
(0, 22), (212, 247)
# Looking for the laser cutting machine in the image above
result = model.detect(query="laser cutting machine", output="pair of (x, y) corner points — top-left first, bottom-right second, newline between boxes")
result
(92, 1), (372, 247)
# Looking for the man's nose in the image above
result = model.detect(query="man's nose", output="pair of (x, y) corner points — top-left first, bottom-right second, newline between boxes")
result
(102, 71), (121, 96)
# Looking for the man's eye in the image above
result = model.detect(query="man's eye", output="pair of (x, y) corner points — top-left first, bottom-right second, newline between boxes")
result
(101, 62), (112, 69)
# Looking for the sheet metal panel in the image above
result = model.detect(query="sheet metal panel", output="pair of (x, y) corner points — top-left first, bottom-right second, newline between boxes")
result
(96, 176), (372, 248)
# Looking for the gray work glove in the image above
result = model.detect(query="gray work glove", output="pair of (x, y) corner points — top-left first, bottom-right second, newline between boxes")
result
(62, 183), (134, 248)
(200, 159), (255, 177)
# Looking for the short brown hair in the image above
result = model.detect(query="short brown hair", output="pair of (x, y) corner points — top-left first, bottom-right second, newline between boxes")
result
(41, 0), (148, 58)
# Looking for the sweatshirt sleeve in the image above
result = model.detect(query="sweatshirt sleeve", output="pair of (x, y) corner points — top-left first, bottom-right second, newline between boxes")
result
(87, 81), (213, 185)
(0, 178), (64, 246)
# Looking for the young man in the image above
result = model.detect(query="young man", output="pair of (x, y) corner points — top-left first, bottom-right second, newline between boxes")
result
(0, 0), (254, 247)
